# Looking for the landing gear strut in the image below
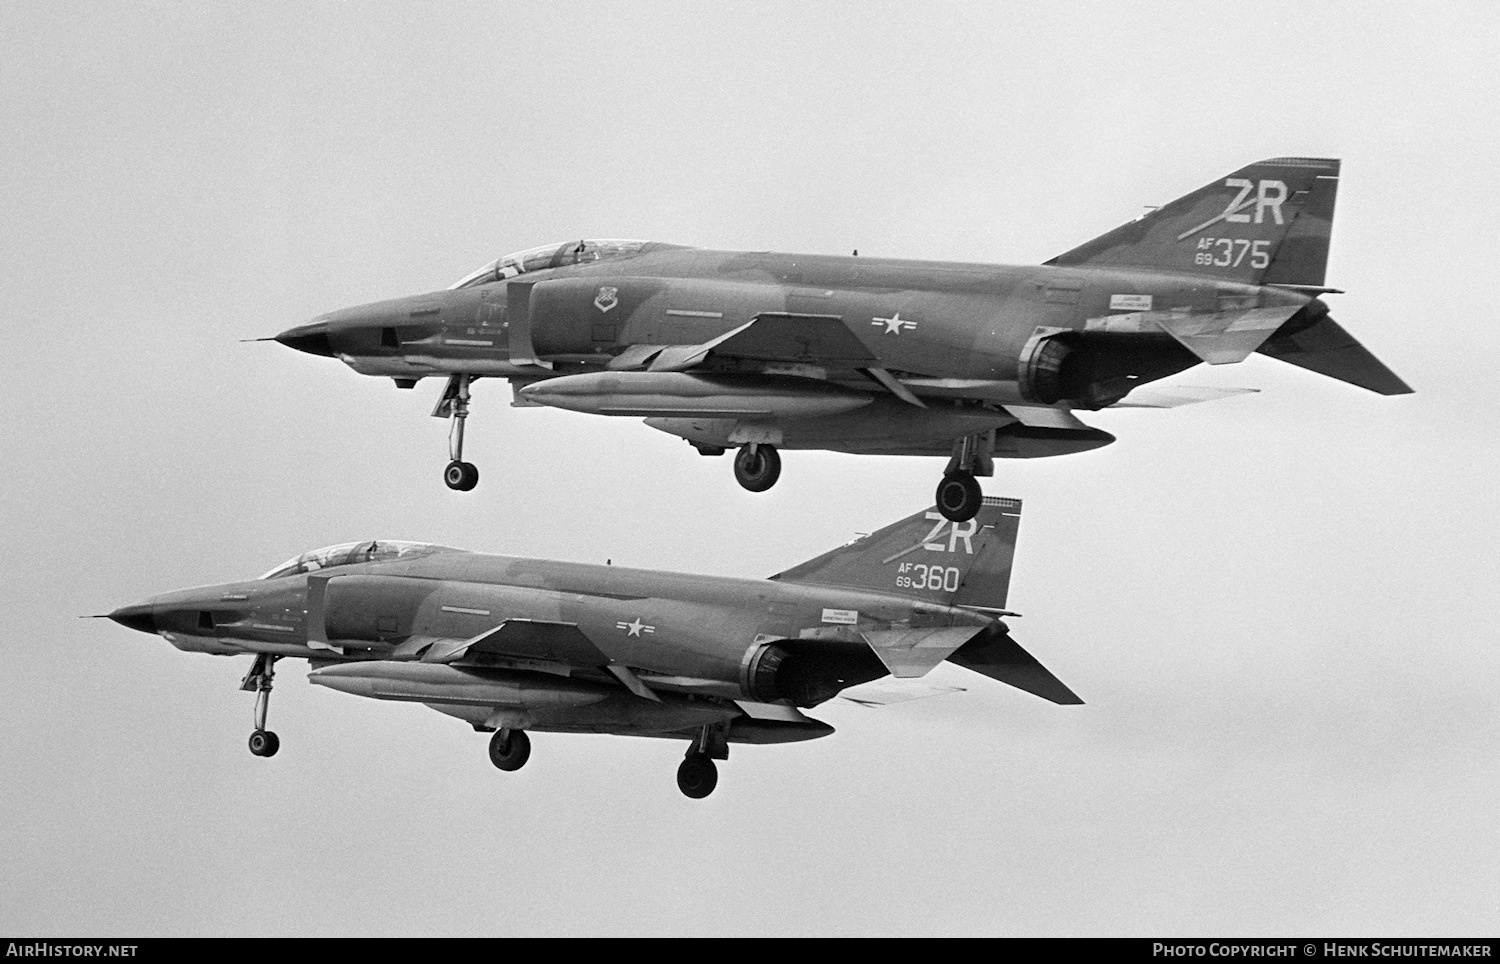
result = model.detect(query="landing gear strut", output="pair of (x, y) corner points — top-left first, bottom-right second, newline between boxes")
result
(936, 431), (995, 522)
(677, 721), (730, 798)
(435, 373), (479, 491)
(240, 653), (280, 758)
(733, 443), (781, 492)
(488, 728), (531, 771)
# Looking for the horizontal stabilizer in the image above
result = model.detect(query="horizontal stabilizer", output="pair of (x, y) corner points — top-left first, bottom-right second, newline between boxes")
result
(862, 625), (986, 678)
(1150, 305), (1304, 365)
(838, 680), (967, 707)
(1112, 385), (1259, 408)
(1257, 314), (1413, 395)
(947, 632), (1083, 705)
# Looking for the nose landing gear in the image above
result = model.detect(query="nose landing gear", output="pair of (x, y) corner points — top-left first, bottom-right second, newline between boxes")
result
(435, 374), (479, 491)
(240, 653), (281, 758)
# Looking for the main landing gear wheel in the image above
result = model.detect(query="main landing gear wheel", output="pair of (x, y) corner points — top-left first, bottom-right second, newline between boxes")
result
(444, 460), (479, 491)
(248, 729), (280, 757)
(935, 471), (983, 523)
(676, 753), (719, 799)
(488, 729), (531, 771)
(733, 444), (781, 493)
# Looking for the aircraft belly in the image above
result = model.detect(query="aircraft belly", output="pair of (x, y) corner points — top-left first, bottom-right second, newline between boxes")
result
(420, 695), (833, 743)
(519, 693), (737, 733)
(415, 691), (730, 732)
(646, 398), (1113, 457)
(646, 396), (1018, 453)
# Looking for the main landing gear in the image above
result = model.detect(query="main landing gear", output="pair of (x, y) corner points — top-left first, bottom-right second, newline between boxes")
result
(936, 430), (995, 523)
(733, 443), (781, 493)
(677, 753), (718, 798)
(677, 722), (729, 799)
(487, 728), (531, 771)
(481, 723), (733, 798)
(240, 653), (281, 758)
(435, 373), (479, 491)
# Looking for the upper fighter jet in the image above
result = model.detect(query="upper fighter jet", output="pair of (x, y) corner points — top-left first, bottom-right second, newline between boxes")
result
(104, 498), (1076, 798)
(273, 157), (1410, 522)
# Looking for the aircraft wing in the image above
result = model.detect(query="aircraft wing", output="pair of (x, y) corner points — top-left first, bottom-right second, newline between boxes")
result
(646, 312), (879, 372)
(410, 620), (664, 702)
(419, 619), (610, 667)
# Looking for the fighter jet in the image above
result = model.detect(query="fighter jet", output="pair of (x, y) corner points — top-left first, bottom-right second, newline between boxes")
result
(272, 157), (1410, 522)
(105, 498), (1077, 797)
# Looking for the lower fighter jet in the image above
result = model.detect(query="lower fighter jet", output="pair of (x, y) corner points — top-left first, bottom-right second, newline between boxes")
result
(106, 498), (1078, 797)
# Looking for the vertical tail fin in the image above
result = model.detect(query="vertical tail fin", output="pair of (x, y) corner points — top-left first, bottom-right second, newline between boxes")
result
(1047, 157), (1340, 286)
(772, 497), (1022, 610)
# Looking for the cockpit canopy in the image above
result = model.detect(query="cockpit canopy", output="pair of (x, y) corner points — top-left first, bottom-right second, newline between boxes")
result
(449, 238), (654, 289)
(259, 540), (457, 580)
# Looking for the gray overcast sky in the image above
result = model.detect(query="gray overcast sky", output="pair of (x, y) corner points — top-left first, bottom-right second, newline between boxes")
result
(3, 0), (1497, 937)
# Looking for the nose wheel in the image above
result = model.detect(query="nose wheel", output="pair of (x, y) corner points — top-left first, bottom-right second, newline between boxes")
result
(240, 653), (281, 758)
(248, 729), (280, 757)
(444, 459), (479, 491)
(733, 443), (781, 492)
(435, 373), (480, 491)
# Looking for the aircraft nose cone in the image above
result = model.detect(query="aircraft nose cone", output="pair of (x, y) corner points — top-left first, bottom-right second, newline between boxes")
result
(107, 602), (157, 636)
(274, 320), (335, 357)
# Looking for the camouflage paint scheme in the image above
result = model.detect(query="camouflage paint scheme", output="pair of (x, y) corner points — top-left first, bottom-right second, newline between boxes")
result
(108, 499), (1076, 797)
(273, 157), (1411, 519)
